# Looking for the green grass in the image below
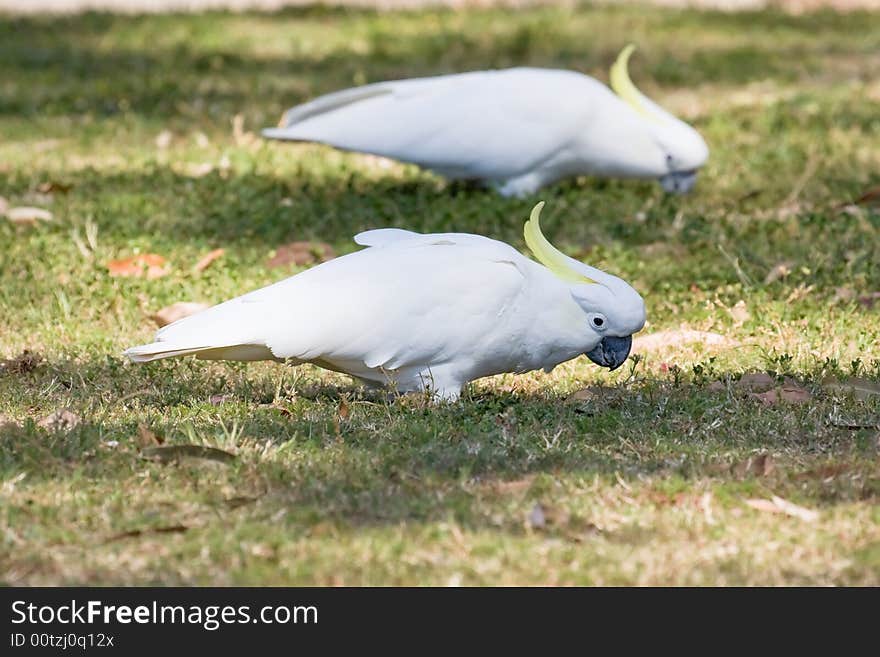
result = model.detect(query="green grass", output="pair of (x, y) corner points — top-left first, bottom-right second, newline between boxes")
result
(1, 2), (879, 585)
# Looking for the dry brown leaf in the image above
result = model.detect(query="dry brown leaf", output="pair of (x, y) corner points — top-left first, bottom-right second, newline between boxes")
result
(267, 241), (335, 268)
(857, 292), (880, 309)
(783, 283), (815, 304)
(141, 444), (236, 464)
(6, 206), (53, 225)
(0, 350), (43, 375)
(259, 403), (293, 418)
(732, 453), (775, 478)
(38, 409), (81, 432)
(136, 424), (163, 447)
(151, 301), (209, 327)
(728, 300), (752, 325)
(710, 373), (784, 393)
(745, 498), (783, 513)
(37, 181), (73, 194)
(751, 382), (811, 405)
(225, 495), (259, 509)
(633, 329), (734, 353)
(794, 463), (853, 482)
(209, 394), (233, 405)
(833, 287), (856, 304)
(764, 261), (793, 284)
(567, 388), (600, 403)
(337, 398), (350, 421)
(105, 525), (188, 543)
(736, 372), (776, 392)
(745, 496), (819, 522)
(855, 185), (880, 206)
(107, 254), (169, 279)
(638, 241), (687, 258)
(193, 248), (224, 273)
(823, 377), (880, 401)
(778, 383), (812, 404)
(493, 475), (536, 495)
(567, 386), (617, 403)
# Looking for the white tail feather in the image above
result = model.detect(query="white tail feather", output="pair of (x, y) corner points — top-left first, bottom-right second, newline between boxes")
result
(124, 342), (277, 363)
(123, 343), (209, 363)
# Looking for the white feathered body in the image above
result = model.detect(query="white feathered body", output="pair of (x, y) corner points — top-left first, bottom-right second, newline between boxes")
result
(263, 68), (688, 197)
(126, 230), (595, 399)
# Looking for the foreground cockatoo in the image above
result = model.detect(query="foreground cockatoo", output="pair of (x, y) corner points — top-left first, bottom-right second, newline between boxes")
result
(262, 46), (708, 197)
(125, 203), (646, 400)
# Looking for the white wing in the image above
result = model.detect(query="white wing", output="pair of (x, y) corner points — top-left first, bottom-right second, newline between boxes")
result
(263, 68), (609, 181)
(353, 228), (419, 247)
(125, 233), (529, 374)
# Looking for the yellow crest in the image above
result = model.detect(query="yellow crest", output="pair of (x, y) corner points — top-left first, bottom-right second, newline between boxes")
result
(609, 44), (658, 123)
(523, 202), (595, 285)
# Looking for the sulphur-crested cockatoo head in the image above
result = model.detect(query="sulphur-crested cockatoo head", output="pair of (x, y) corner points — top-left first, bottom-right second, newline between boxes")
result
(524, 202), (646, 370)
(605, 45), (709, 194)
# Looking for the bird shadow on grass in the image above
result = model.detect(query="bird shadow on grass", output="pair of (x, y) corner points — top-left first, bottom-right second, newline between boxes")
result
(1, 359), (877, 584)
(1, 409), (876, 550)
(1, 6), (878, 124)
(0, 160), (669, 253)
(3, 352), (878, 499)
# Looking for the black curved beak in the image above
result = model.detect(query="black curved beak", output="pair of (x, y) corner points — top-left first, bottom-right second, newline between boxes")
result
(585, 335), (633, 371)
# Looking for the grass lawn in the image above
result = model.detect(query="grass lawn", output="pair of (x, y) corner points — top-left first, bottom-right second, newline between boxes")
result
(1, 3), (879, 585)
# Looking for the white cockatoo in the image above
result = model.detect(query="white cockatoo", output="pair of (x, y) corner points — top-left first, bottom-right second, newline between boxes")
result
(125, 203), (646, 400)
(262, 46), (708, 197)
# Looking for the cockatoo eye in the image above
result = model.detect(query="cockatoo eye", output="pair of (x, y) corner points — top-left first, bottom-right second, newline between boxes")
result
(589, 314), (607, 331)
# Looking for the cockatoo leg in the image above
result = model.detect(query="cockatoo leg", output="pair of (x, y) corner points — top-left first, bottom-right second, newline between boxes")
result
(354, 369), (463, 403)
(494, 172), (547, 198)
(414, 368), (464, 402)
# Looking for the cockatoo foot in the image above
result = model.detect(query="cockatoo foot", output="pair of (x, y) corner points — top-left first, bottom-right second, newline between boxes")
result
(356, 377), (462, 404)
(446, 179), (488, 195)
(375, 388), (461, 405)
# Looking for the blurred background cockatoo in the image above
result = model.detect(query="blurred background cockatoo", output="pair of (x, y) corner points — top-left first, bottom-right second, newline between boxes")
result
(263, 46), (708, 197)
(125, 203), (646, 400)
